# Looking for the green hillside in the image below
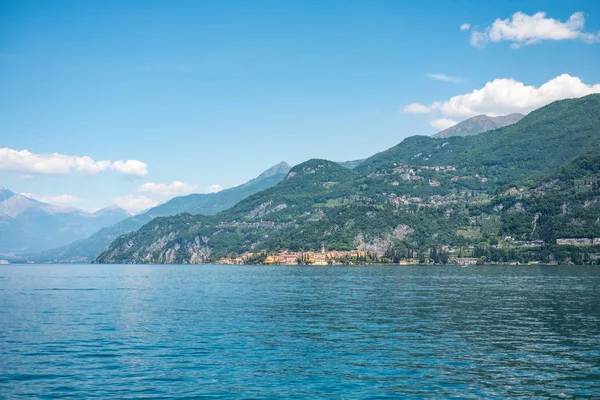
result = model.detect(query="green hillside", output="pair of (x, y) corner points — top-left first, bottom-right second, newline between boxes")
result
(357, 95), (600, 186)
(495, 149), (600, 241)
(96, 95), (600, 265)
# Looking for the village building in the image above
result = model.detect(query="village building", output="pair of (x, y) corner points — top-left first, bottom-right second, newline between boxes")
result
(456, 257), (478, 266)
(264, 255), (277, 264)
(556, 238), (596, 246)
(276, 254), (298, 265)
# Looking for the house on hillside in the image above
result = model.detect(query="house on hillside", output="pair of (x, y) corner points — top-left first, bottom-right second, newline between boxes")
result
(556, 238), (593, 246)
(457, 257), (478, 266)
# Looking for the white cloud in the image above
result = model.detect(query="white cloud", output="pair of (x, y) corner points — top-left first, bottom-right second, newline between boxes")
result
(110, 160), (148, 179)
(20, 193), (81, 205)
(470, 30), (488, 48)
(138, 181), (199, 197)
(208, 184), (224, 193)
(427, 73), (462, 83)
(112, 195), (158, 214)
(136, 181), (225, 199)
(469, 11), (600, 48)
(403, 73), (600, 127)
(403, 103), (431, 114)
(460, 23), (471, 31)
(430, 118), (458, 130)
(0, 148), (148, 179)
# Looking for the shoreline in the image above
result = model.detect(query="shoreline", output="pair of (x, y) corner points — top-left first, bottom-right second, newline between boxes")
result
(2, 262), (590, 267)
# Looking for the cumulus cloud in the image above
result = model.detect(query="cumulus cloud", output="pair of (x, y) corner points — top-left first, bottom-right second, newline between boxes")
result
(20, 193), (81, 205)
(111, 160), (148, 179)
(138, 181), (199, 197)
(430, 118), (459, 130)
(469, 30), (488, 48)
(136, 180), (225, 204)
(469, 11), (600, 48)
(460, 23), (471, 31)
(427, 73), (462, 83)
(0, 148), (148, 179)
(403, 73), (600, 127)
(403, 103), (431, 114)
(208, 184), (224, 193)
(112, 195), (158, 214)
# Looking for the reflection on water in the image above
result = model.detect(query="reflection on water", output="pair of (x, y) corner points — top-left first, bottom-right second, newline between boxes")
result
(1, 264), (599, 398)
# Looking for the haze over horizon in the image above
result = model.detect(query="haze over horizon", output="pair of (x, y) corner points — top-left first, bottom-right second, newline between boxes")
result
(2, 0), (600, 212)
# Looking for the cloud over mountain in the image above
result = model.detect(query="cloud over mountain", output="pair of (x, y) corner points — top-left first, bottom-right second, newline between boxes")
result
(112, 195), (158, 214)
(0, 148), (148, 179)
(403, 74), (600, 127)
(208, 184), (224, 193)
(20, 193), (81, 205)
(430, 118), (459, 130)
(138, 181), (199, 197)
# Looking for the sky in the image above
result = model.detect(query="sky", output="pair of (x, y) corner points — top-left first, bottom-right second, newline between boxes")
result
(1, 0), (600, 212)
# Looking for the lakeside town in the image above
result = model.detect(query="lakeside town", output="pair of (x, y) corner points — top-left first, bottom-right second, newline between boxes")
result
(216, 248), (483, 266)
(216, 237), (600, 266)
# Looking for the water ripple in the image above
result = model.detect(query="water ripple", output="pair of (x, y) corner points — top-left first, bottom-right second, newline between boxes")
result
(0, 264), (599, 398)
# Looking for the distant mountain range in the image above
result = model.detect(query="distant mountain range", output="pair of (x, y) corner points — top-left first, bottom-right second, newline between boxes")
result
(95, 94), (600, 265)
(0, 190), (130, 254)
(433, 113), (524, 138)
(30, 161), (292, 262)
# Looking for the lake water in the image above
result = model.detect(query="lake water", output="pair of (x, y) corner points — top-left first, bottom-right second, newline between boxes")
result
(1, 264), (599, 398)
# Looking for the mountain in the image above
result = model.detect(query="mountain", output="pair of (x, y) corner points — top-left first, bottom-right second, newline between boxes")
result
(34, 162), (291, 262)
(93, 205), (133, 218)
(0, 188), (77, 218)
(95, 94), (600, 265)
(0, 190), (130, 254)
(357, 95), (600, 182)
(433, 113), (524, 138)
(493, 149), (600, 243)
(133, 161), (291, 217)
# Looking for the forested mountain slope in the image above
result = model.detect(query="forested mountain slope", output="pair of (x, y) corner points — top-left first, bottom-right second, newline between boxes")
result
(96, 95), (600, 264)
(357, 95), (600, 183)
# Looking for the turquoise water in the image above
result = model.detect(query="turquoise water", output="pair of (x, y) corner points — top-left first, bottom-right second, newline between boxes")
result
(1, 264), (599, 398)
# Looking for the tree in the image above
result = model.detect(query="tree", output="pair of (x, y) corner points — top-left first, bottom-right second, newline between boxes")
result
(440, 251), (449, 264)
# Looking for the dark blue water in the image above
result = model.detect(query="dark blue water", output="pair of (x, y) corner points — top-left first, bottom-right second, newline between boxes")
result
(1, 265), (599, 398)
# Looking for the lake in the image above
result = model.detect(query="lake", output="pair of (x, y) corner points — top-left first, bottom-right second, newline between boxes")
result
(1, 264), (599, 398)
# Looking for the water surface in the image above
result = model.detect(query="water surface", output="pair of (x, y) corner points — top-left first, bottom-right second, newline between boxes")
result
(1, 264), (599, 398)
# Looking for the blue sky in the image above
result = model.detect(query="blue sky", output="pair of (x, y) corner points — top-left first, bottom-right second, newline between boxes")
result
(2, 0), (600, 212)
